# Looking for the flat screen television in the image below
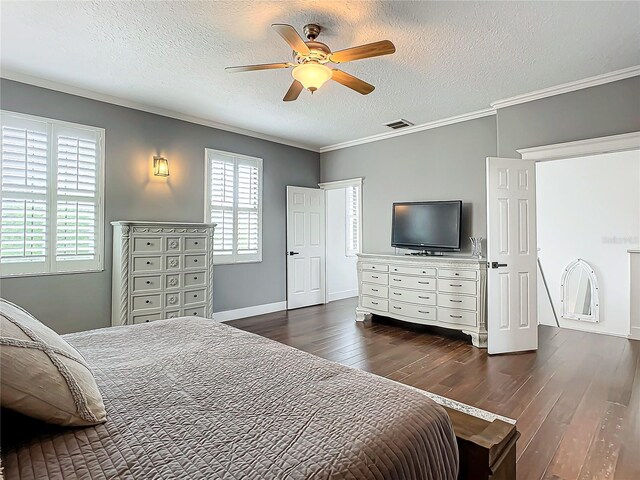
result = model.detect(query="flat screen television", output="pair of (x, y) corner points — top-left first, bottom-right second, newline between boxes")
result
(391, 201), (462, 253)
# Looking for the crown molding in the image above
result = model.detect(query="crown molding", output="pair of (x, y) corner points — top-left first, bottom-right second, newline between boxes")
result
(319, 108), (497, 154)
(491, 65), (640, 110)
(517, 131), (640, 161)
(0, 70), (320, 153)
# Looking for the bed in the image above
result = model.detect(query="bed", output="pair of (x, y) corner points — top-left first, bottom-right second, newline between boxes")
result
(2, 317), (458, 479)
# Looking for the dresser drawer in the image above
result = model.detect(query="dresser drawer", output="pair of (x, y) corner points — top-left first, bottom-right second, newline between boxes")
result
(389, 301), (436, 321)
(132, 312), (163, 324)
(184, 237), (207, 252)
(362, 263), (388, 272)
(183, 306), (206, 317)
(389, 274), (435, 291)
(362, 283), (388, 298)
(184, 271), (206, 287)
(439, 278), (477, 295)
(438, 269), (478, 281)
(165, 274), (181, 289)
(389, 288), (436, 305)
(165, 292), (181, 308)
(438, 293), (477, 311)
(184, 254), (206, 269)
(362, 271), (388, 285)
(132, 294), (162, 312)
(184, 288), (206, 306)
(438, 307), (477, 327)
(133, 256), (162, 272)
(362, 296), (388, 312)
(132, 275), (162, 293)
(132, 237), (162, 253)
(389, 265), (436, 277)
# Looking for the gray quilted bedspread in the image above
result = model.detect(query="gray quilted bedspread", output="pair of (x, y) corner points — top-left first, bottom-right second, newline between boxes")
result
(2, 317), (458, 479)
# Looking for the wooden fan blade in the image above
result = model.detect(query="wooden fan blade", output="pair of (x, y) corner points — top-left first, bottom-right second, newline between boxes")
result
(329, 40), (395, 64)
(272, 24), (311, 55)
(225, 63), (291, 73)
(331, 69), (375, 95)
(283, 80), (304, 102)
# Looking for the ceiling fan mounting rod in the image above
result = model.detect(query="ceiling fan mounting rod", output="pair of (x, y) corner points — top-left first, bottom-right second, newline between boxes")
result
(303, 24), (321, 41)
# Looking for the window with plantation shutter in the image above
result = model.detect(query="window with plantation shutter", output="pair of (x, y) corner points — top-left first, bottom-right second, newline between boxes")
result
(0, 111), (104, 276)
(345, 185), (360, 256)
(206, 149), (262, 264)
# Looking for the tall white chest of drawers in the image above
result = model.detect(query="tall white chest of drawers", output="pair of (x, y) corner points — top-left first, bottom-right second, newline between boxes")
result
(356, 253), (487, 347)
(111, 221), (216, 326)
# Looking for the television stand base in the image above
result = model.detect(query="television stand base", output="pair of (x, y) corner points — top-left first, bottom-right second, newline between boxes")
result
(405, 250), (445, 256)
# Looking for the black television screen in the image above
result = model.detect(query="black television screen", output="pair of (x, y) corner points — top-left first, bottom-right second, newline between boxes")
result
(391, 201), (462, 251)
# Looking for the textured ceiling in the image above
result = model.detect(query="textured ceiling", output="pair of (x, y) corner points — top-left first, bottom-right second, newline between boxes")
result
(1, 1), (639, 150)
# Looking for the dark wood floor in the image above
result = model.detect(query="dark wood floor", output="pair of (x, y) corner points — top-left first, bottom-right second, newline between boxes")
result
(228, 297), (640, 480)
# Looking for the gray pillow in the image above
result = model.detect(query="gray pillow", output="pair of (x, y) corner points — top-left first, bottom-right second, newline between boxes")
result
(0, 298), (106, 426)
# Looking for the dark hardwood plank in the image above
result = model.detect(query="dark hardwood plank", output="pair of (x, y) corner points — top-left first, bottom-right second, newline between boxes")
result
(228, 298), (640, 479)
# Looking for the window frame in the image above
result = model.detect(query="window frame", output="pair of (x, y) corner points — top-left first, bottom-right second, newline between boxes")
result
(0, 110), (105, 278)
(204, 148), (263, 265)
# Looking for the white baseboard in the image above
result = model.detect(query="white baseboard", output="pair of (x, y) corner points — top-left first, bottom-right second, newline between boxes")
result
(327, 289), (359, 303)
(215, 301), (287, 322)
(629, 326), (640, 341)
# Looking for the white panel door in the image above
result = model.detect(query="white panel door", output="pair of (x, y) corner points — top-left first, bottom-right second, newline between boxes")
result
(486, 157), (538, 354)
(286, 186), (326, 309)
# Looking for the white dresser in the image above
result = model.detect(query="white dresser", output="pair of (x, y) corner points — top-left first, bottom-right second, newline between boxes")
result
(356, 253), (487, 347)
(111, 221), (216, 326)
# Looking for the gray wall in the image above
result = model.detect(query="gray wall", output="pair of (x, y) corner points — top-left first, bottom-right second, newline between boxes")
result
(320, 77), (640, 257)
(320, 116), (497, 254)
(497, 76), (640, 157)
(0, 79), (320, 333)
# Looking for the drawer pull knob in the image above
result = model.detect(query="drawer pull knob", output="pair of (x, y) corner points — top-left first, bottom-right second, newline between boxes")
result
(195, 241), (199, 245)
(393, 306), (402, 310)
(393, 292), (401, 296)
(418, 310), (429, 314)
(193, 312), (198, 316)
(393, 279), (401, 282)
(145, 300), (151, 304)
(455, 273), (460, 276)
(146, 261), (151, 265)
(372, 275), (379, 279)
(371, 288), (378, 292)
(418, 281), (429, 284)
(194, 259), (198, 263)
(418, 296), (429, 300)
(450, 314), (462, 319)
(371, 301), (378, 305)
(422, 271), (426, 274)
(450, 299), (463, 303)
(146, 281), (151, 285)
(450, 284), (462, 287)
(194, 276), (198, 280)
(146, 242), (151, 246)
(145, 320), (150, 323)
(194, 294), (198, 298)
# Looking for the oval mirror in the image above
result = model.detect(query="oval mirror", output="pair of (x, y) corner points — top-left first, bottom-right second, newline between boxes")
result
(560, 259), (599, 323)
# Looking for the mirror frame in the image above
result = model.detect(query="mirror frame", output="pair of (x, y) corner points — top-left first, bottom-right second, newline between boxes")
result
(560, 259), (600, 323)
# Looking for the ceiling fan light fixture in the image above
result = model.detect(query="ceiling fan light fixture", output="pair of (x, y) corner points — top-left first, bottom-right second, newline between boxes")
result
(292, 62), (332, 92)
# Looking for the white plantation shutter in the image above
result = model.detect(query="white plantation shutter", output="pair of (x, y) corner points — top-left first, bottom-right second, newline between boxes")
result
(0, 111), (104, 275)
(345, 185), (360, 256)
(206, 149), (262, 264)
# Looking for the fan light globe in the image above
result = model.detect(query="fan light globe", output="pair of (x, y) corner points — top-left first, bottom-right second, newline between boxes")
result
(292, 63), (332, 92)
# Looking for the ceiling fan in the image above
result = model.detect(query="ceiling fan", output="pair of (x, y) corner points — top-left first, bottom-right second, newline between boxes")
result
(225, 24), (396, 101)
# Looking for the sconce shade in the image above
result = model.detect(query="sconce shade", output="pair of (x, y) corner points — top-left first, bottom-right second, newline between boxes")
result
(153, 156), (169, 177)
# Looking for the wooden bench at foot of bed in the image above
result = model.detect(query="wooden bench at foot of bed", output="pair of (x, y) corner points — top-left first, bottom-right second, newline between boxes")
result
(444, 406), (519, 480)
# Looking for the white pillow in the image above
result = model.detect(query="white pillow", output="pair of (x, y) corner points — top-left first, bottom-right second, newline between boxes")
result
(0, 298), (106, 426)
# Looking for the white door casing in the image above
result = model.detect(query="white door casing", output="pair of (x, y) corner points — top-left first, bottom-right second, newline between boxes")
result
(486, 157), (538, 354)
(286, 186), (326, 309)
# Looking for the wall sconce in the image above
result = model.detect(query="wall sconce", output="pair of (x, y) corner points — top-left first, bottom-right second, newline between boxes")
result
(153, 156), (169, 177)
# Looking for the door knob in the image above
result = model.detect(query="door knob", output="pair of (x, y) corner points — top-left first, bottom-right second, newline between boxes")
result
(288, 251), (300, 256)
(490, 262), (508, 269)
